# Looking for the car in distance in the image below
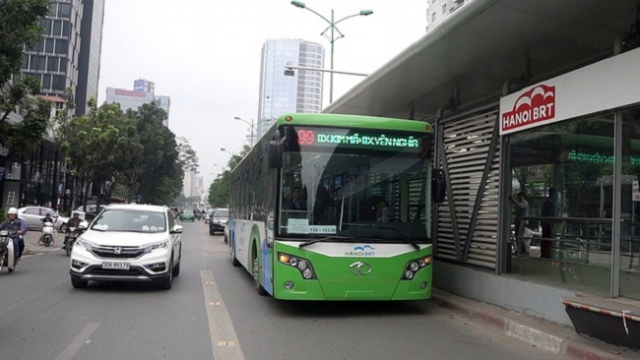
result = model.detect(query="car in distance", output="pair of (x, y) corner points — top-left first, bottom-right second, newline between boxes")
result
(69, 204), (183, 290)
(75, 204), (106, 221)
(209, 208), (228, 235)
(204, 209), (214, 224)
(179, 209), (195, 222)
(17, 206), (69, 232)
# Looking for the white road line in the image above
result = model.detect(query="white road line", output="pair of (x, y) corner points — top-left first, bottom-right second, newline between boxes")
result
(0, 278), (68, 316)
(55, 322), (100, 360)
(200, 270), (245, 360)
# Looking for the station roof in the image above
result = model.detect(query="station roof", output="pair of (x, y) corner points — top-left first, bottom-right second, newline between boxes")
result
(324, 0), (640, 121)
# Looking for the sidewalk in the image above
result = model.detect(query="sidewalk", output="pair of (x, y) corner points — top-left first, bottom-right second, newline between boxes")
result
(21, 230), (63, 257)
(432, 288), (640, 359)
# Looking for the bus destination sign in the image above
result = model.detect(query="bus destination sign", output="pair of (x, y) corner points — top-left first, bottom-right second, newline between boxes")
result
(295, 128), (421, 149)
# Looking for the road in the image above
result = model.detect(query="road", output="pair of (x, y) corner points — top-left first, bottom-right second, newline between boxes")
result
(0, 221), (568, 360)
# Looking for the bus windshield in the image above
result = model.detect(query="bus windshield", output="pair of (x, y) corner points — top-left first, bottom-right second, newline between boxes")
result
(278, 128), (432, 242)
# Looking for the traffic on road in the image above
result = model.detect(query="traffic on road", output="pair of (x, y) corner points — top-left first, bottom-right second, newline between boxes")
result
(0, 210), (566, 360)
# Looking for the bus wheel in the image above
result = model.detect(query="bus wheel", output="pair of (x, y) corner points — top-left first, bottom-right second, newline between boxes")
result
(252, 248), (267, 296)
(231, 241), (240, 267)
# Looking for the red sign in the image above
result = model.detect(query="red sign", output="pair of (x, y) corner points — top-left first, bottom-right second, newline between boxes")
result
(297, 130), (315, 145)
(501, 85), (556, 133)
(114, 89), (147, 97)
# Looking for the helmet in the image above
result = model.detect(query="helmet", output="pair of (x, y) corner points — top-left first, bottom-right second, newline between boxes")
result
(72, 212), (79, 218)
(7, 207), (18, 215)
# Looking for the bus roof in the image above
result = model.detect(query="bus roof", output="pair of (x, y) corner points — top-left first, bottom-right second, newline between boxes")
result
(275, 113), (434, 134)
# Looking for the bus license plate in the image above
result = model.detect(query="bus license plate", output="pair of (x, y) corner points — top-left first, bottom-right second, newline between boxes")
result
(102, 262), (130, 270)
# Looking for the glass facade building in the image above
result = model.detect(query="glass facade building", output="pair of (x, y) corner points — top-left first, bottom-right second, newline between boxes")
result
(256, 39), (324, 140)
(21, 0), (105, 116)
(76, 0), (106, 115)
(22, 0), (83, 100)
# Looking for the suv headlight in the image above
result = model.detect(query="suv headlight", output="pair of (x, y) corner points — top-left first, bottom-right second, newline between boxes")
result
(75, 238), (96, 250)
(145, 240), (168, 253)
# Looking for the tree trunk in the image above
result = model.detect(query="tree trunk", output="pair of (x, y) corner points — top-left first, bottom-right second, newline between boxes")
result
(71, 174), (81, 211)
(83, 178), (90, 210)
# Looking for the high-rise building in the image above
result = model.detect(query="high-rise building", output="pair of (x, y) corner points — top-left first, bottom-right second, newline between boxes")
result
(256, 39), (324, 139)
(426, 0), (470, 32)
(75, 0), (106, 115)
(182, 171), (192, 198)
(134, 79), (155, 93)
(21, 0), (106, 115)
(105, 80), (171, 126)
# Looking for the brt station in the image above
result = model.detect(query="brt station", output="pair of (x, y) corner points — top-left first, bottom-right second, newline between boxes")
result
(323, 0), (640, 348)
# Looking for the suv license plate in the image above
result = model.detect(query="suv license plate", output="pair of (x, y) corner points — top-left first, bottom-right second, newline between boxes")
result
(102, 262), (130, 270)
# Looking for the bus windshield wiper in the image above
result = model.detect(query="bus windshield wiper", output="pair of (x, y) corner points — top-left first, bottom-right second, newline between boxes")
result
(342, 223), (421, 251)
(298, 235), (358, 249)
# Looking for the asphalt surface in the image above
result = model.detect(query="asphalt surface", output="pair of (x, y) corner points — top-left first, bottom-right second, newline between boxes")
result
(0, 221), (569, 360)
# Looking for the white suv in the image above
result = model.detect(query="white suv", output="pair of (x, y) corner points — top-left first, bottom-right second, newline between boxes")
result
(69, 204), (183, 290)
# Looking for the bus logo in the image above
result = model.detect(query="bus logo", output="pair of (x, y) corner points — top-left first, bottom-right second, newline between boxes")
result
(344, 245), (376, 257)
(349, 261), (372, 276)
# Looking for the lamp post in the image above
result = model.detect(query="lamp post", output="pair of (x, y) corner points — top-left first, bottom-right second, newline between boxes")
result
(220, 148), (234, 156)
(235, 116), (275, 147)
(291, 1), (373, 104)
(234, 116), (256, 147)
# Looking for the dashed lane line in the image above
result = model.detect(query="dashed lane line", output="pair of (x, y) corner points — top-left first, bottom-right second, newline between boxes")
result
(200, 270), (245, 360)
(55, 322), (100, 360)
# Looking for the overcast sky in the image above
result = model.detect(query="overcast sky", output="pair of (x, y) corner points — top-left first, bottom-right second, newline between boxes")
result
(97, 0), (428, 188)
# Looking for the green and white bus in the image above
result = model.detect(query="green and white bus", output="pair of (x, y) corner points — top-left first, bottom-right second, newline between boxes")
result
(228, 113), (444, 300)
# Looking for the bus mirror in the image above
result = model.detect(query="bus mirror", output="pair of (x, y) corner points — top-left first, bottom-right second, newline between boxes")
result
(432, 168), (446, 204)
(268, 132), (283, 169)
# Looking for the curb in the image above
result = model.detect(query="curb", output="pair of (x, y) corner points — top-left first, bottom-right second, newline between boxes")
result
(431, 291), (633, 360)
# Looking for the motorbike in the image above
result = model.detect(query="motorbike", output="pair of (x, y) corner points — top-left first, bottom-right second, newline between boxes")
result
(64, 220), (89, 257)
(0, 230), (16, 273)
(41, 221), (55, 247)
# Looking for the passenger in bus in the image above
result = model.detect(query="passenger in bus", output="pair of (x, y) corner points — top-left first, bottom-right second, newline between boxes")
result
(313, 185), (333, 224)
(285, 186), (306, 211)
(375, 200), (390, 223)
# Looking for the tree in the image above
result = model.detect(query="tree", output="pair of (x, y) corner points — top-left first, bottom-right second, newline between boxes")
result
(207, 145), (250, 207)
(56, 100), (142, 210)
(176, 136), (199, 174)
(126, 103), (186, 205)
(0, 0), (52, 161)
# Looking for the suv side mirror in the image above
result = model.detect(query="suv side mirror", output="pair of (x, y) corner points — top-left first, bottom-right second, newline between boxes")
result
(432, 168), (447, 204)
(171, 224), (183, 234)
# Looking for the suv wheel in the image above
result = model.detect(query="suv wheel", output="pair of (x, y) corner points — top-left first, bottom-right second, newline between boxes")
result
(71, 278), (88, 289)
(159, 259), (173, 290)
(172, 250), (181, 276)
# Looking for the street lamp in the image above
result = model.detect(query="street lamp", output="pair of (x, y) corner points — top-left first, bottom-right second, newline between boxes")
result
(291, 1), (373, 104)
(234, 116), (256, 147)
(220, 148), (234, 156)
(234, 116), (275, 147)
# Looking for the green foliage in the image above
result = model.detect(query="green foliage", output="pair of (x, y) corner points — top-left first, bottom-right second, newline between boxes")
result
(176, 136), (199, 174)
(0, 0), (51, 160)
(0, 0), (51, 87)
(208, 145), (250, 207)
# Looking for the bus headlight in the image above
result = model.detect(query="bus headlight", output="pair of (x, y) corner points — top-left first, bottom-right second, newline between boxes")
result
(401, 255), (432, 280)
(278, 252), (316, 280)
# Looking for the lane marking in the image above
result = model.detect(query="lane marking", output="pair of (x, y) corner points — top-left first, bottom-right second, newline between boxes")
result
(200, 270), (245, 360)
(0, 278), (68, 316)
(55, 322), (100, 360)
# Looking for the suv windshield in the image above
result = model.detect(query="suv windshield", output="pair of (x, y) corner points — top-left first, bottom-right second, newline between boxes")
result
(214, 209), (228, 218)
(91, 209), (167, 233)
(277, 126), (432, 243)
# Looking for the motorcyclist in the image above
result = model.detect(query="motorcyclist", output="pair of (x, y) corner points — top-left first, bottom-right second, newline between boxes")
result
(39, 212), (56, 245)
(63, 212), (82, 250)
(0, 207), (28, 263)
